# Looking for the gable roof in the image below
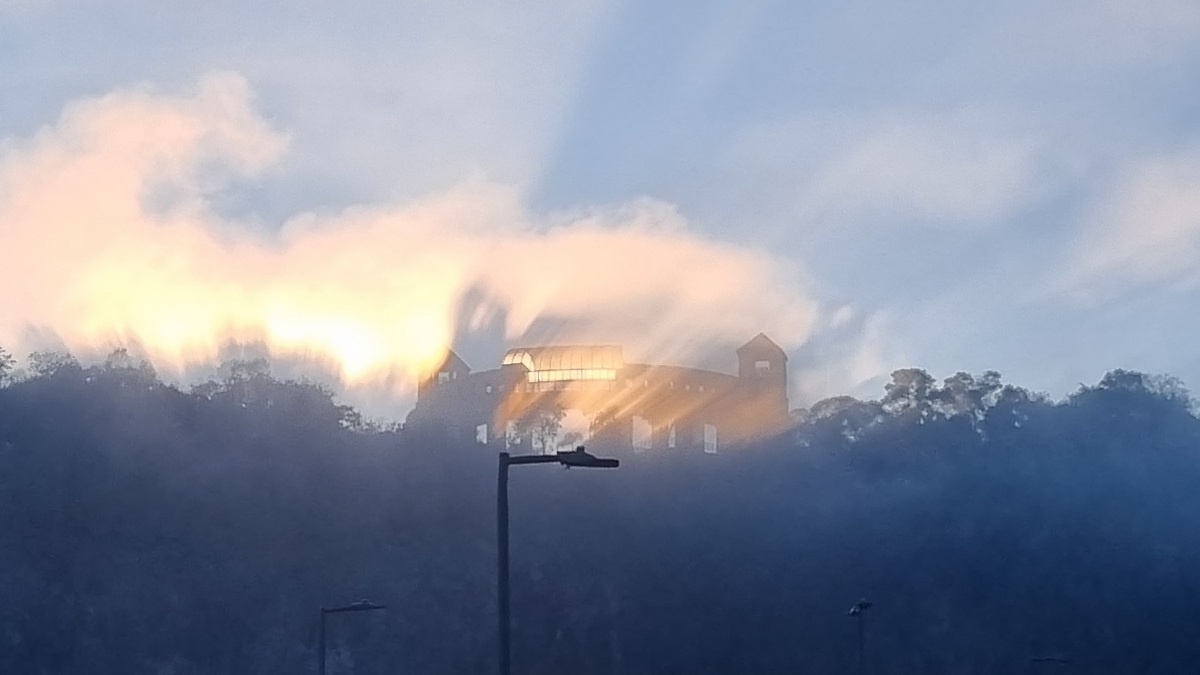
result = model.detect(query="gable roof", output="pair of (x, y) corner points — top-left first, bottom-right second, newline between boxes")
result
(736, 333), (786, 359)
(434, 350), (471, 373)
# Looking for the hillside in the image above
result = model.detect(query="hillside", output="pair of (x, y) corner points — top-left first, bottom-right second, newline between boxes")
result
(2, 353), (1199, 673)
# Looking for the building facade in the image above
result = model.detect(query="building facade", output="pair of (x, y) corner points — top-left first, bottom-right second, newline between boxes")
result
(407, 334), (789, 453)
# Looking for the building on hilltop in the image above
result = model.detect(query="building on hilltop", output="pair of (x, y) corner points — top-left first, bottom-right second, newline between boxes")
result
(406, 334), (790, 453)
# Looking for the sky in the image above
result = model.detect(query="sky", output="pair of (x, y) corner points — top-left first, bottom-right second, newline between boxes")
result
(2, 0), (1200, 416)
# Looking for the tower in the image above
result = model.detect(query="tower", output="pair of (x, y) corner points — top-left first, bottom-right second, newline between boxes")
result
(736, 333), (789, 429)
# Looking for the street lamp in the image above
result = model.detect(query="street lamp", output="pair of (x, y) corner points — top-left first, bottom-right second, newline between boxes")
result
(848, 599), (872, 675)
(498, 446), (619, 675)
(319, 599), (386, 675)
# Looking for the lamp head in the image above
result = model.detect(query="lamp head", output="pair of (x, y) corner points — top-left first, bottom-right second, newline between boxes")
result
(848, 599), (872, 616)
(557, 446), (619, 468)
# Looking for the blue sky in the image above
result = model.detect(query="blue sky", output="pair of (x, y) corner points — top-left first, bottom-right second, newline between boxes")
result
(3, 0), (1200, 411)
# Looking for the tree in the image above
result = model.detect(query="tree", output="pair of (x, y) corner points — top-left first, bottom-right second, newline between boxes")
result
(936, 371), (1004, 421)
(514, 402), (566, 454)
(192, 358), (273, 405)
(1095, 369), (1192, 404)
(882, 368), (936, 419)
(0, 346), (13, 386)
(27, 350), (81, 378)
(809, 396), (873, 421)
(98, 348), (159, 388)
(805, 396), (885, 441)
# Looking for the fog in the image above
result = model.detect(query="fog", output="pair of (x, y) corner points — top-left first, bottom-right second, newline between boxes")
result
(2, 354), (1198, 673)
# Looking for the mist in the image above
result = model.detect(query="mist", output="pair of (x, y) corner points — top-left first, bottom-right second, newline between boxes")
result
(2, 358), (1199, 673)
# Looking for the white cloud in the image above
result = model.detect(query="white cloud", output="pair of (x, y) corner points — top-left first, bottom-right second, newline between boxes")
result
(828, 305), (855, 329)
(807, 118), (1041, 225)
(792, 310), (902, 406)
(1060, 148), (1200, 300)
(729, 110), (1047, 231)
(0, 74), (819, 405)
(0, 1), (615, 210)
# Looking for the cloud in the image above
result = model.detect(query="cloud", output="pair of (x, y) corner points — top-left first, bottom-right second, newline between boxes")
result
(808, 118), (1041, 225)
(0, 1), (615, 218)
(1059, 148), (1200, 300)
(790, 310), (902, 407)
(729, 110), (1048, 231)
(0, 74), (819, 400)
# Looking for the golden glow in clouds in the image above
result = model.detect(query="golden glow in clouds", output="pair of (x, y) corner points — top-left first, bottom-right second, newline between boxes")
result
(0, 74), (817, 396)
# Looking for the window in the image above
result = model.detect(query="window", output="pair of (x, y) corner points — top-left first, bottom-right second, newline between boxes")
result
(525, 369), (617, 383)
(704, 424), (718, 454)
(485, 385), (493, 394)
(755, 360), (771, 376)
(667, 425), (677, 449)
(475, 424), (488, 444)
(437, 371), (450, 384)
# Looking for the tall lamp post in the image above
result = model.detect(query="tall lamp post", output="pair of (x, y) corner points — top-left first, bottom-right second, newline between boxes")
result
(498, 446), (619, 675)
(848, 599), (872, 675)
(319, 599), (386, 675)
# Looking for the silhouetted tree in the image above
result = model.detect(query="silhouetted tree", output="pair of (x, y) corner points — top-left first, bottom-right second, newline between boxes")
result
(882, 367), (936, 419)
(27, 350), (81, 377)
(0, 360), (1197, 674)
(512, 402), (566, 454)
(0, 345), (13, 386)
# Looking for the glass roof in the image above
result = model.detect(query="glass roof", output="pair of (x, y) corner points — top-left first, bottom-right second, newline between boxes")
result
(501, 345), (624, 372)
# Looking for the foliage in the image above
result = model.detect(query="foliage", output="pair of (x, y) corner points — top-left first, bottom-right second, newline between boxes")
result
(510, 402), (566, 454)
(27, 350), (82, 377)
(0, 358), (1199, 673)
(0, 345), (13, 386)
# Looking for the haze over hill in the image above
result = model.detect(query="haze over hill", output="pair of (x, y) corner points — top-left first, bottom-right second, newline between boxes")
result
(5, 3), (1200, 671)
(2, 349), (1198, 673)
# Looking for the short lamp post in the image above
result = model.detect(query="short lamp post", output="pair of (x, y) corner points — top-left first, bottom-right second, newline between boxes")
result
(498, 446), (619, 675)
(848, 599), (872, 675)
(319, 599), (386, 675)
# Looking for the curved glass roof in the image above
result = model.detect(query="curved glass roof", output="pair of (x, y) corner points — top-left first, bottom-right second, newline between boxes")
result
(501, 345), (624, 372)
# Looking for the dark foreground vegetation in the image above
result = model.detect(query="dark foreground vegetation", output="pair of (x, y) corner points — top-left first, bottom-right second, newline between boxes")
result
(2, 347), (1200, 673)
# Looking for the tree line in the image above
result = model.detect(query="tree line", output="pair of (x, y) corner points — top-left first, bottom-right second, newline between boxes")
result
(1, 346), (1199, 673)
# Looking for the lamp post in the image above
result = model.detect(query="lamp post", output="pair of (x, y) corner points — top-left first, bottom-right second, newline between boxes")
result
(498, 446), (619, 675)
(319, 599), (386, 675)
(848, 599), (872, 675)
